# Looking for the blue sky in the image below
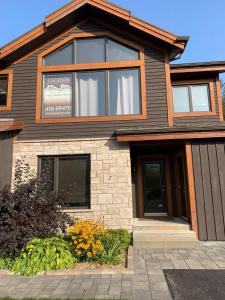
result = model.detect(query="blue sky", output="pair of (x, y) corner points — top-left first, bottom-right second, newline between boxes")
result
(1, 0), (225, 79)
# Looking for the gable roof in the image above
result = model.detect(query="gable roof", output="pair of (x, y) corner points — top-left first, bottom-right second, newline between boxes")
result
(0, 0), (188, 62)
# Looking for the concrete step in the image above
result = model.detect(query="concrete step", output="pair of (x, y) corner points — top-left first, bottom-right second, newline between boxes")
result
(132, 218), (199, 248)
(133, 240), (201, 249)
(133, 218), (191, 231)
(133, 224), (190, 231)
(133, 230), (197, 240)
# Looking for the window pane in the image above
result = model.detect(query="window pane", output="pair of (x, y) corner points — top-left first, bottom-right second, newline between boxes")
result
(40, 157), (54, 191)
(172, 86), (190, 113)
(43, 43), (73, 66)
(75, 71), (105, 117)
(107, 39), (139, 61)
(42, 74), (72, 118)
(58, 156), (90, 207)
(0, 76), (8, 106)
(76, 38), (105, 64)
(109, 69), (141, 115)
(191, 85), (210, 112)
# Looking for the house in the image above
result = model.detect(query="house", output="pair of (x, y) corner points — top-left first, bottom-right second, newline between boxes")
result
(1, 0), (225, 243)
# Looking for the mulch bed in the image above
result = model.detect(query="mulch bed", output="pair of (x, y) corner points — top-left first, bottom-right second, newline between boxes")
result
(164, 269), (225, 300)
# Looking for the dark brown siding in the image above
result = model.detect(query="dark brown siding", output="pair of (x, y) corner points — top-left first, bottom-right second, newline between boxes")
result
(0, 20), (168, 140)
(0, 131), (13, 189)
(192, 140), (225, 240)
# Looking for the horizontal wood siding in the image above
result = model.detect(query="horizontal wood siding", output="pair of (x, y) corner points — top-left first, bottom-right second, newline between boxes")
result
(191, 140), (225, 240)
(0, 132), (13, 189)
(0, 20), (168, 140)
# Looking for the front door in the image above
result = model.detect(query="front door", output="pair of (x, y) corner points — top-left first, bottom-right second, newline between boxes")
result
(141, 160), (167, 216)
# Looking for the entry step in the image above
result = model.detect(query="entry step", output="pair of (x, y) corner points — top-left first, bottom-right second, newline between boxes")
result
(133, 218), (200, 248)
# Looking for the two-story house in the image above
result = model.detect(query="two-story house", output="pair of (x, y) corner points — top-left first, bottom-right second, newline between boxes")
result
(1, 0), (225, 244)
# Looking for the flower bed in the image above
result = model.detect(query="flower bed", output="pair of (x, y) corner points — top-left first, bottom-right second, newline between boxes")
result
(0, 161), (132, 276)
(0, 219), (132, 276)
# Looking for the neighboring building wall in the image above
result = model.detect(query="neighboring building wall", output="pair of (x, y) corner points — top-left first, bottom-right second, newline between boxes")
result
(0, 131), (13, 189)
(192, 139), (225, 240)
(12, 137), (133, 229)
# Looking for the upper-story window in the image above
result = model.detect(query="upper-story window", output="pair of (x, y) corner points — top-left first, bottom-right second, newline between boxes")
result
(0, 75), (8, 107)
(172, 83), (212, 114)
(0, 70), (13, 111)
(37, 34), (146, 123)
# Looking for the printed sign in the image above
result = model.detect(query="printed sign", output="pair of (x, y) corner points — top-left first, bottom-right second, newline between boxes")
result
(43, 75), (72, 118)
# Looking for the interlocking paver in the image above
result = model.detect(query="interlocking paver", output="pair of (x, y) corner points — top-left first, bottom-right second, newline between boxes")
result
(1, 242), (225, 299)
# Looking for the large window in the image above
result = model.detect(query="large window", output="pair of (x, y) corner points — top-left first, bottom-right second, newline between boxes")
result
(38, 34), (146, 122)
(172, 84), (211, 113)
(43, 37), (139, 66)
(42, 68), (140, 118)
(39, 155), (90, 208)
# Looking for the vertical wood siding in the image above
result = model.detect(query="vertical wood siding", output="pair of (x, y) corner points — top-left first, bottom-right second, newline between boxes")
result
(192, 140), (225, 240)
(0, 20), (168, 140)
(0, 131), (13, 189)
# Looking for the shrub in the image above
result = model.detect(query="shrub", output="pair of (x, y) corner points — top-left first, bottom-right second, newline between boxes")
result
(11, 237), (76, 276)
(0, 159), (71, 257)
(107, 229), (132, 249)
(0, 257), (13, 270)
(67, 219), (107, 261)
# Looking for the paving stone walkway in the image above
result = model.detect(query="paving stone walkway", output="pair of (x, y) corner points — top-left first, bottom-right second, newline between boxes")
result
(1, 242), (225, 299)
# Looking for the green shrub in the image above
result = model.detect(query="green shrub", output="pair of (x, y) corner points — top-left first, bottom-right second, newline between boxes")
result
(11, 237), (76, 276)
(107, 229), (132, 249)
(0, 257), (13, 270)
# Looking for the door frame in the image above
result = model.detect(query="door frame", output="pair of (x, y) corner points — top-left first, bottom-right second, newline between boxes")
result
(137, 155), (173, 218)
(174, 151), (190, 221)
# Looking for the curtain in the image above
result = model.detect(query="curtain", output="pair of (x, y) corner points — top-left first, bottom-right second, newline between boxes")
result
(76, 73), (99, 117)
(110, 69), (140, 116)
(116, 72), (135, 115)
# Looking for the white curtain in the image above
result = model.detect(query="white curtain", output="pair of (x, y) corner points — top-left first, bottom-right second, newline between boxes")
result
(115, 70), (139, 115)
(76, 74), (99, 117)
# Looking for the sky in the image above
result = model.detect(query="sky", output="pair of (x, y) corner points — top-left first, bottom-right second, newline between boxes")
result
(1, 0), (225, 79)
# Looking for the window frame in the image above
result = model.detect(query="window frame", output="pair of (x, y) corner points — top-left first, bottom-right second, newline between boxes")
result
(172, 79), (216, 117)
(38, 154), (91, 209)
(0, 70), (13, 111)
(36, 32), (147, 123)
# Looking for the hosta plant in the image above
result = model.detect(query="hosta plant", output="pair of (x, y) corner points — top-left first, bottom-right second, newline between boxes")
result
(11, 237), (76, 276)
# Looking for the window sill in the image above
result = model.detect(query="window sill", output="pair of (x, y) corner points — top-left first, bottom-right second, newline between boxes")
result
(174, 111), (217, 118)
(0, 106), (11, 112)
(36, 114), (147, 124)
(61, 208), (93, 213)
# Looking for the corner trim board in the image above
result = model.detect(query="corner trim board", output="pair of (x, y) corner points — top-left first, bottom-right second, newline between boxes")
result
(185, 142), (198, 236)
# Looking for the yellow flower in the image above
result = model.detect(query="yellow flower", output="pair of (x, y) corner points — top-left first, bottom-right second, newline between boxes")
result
(87, 252), (92, 258)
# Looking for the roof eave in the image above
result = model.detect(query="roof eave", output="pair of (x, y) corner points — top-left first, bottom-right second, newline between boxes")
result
(0, 0), (188, 61)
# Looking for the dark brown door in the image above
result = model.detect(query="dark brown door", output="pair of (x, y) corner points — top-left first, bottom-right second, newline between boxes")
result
(141, 160), (167, 216)
(176, 154), (189, 220)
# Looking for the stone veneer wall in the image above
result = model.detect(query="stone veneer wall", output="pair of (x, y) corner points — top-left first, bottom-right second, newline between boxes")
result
(12, 138), (133, 229)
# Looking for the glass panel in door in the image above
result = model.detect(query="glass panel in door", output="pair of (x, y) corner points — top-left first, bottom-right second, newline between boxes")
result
(142, 160), (167, 215)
